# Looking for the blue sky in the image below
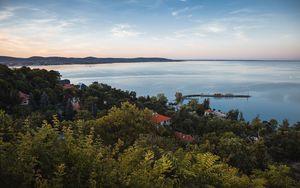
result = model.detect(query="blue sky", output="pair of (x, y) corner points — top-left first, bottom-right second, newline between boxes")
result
(0, 0), (299, 59)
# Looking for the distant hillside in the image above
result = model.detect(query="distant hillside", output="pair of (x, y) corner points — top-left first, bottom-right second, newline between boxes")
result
(0, 56), (181, 66)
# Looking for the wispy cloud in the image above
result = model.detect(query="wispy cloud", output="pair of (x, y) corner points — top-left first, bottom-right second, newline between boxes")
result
(230, 8), (254, 15)
(202, 23), (226, 33)
(171, 5), (202, 17)
(171, 7), (189, 16)
(111, 24), (142, 38)
(0, 5), (90, 56)
(0, 7), (18, 21)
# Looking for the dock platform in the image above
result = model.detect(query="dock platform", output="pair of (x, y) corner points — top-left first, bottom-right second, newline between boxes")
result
(183, 94), (251, 98)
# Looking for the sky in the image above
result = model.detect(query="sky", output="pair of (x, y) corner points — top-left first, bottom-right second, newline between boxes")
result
(0, 0), (299, 59)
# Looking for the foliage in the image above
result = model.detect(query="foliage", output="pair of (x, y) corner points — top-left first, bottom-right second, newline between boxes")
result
(0, 65), (299, 187)
(91, 102), (155, 146)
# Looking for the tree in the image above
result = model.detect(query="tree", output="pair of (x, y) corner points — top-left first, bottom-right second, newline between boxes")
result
(216, 132), (256, 174)
(28, 93), (38, 110)
(157, 93), (168, 106)
(264, 128), (300, 162)
(239, 112), (245, 122)
(92, 102), (155, 146)
(227, 109), (239, 121)
(39, 91), (49, 109)
(74, 110), (93, 121)
(203, 98), (210, 109)
(187, 99), (199, 110)
(83, 96), (98, 116)
(0, 110), (14, 141)
(251, 140), (272, 170)
(280, 119), (289, 131)
(253, 165), (299, 188)
(187, 99), (205, 115)
(175, 92), (183, 104)
(64, 98), (74, 120)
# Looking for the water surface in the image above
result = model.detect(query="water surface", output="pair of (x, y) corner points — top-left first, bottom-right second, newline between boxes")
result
(31, 61), (300, 123)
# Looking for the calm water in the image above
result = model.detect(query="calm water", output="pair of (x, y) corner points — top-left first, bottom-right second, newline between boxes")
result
(31, 61), (300, 124)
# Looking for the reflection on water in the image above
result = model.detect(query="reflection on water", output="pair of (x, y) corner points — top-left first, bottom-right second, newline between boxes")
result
(31, 61), (300, 123)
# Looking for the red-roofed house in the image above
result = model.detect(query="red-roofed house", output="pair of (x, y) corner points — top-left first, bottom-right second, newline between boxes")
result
(152, 113), (171, 126)
(204, 109), (213, 116)
(18, 91), (30, 105)
(174, 131), (195, 143)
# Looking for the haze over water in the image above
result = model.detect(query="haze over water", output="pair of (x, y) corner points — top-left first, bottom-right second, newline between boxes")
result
(31, 60), (300, 124)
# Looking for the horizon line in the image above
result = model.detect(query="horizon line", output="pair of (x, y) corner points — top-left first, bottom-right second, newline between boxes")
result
(0, 55), (299, 62)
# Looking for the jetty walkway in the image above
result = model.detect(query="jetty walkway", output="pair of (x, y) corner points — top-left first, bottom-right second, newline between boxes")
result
(183, 93), (251, 99)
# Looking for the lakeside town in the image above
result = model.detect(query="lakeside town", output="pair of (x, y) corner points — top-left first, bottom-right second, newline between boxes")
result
(17, 76), (240, 144)
(1, 65), (299, 188)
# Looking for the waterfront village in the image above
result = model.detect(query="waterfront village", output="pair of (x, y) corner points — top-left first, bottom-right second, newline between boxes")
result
(18, 79), (237, 143)
(1, 65), (299, 187)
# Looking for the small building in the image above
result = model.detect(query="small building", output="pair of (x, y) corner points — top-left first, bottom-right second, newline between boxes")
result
(152, 113), (171, 126)
(77, 82), (88, 90)
(63, 83), (74, 90)
(204, 109), (227, 119)
(174, 131), (195, 143)
(213, 111), (227, 118)
(71, 97), (80, 111)
(59, 79), (71, 85)
(18, 91), (30, 105)
(204, 109), (213, 116)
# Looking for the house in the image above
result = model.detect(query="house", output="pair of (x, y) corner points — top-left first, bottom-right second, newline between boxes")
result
(18, 91), (30, 105)
(204, 109), (213, 116)
(213, 111), (227, 118)
(71, 97), (80, 111)
(152, 113), (171, 126)
(204, 109), (227, 119)
(174, 131), (195, 143)
(77, 82), (87, 90)
(63, 83), (74, 90)
(168, 101), (182, 112)
(59, 79), (70, 85)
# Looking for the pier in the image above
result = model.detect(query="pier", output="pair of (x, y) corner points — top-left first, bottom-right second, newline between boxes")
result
(183, 93), (251, 99)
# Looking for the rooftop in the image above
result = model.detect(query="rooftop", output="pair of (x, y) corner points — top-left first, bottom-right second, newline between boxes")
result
(152, 113), (171, 124)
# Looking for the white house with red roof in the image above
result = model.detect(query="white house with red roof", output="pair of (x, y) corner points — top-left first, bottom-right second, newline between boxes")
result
(152, 113), (171, 126)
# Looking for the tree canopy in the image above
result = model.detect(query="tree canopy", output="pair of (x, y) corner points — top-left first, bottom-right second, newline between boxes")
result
(0, 65), (299, 187)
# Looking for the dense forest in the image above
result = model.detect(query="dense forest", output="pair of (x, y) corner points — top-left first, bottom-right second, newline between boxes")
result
(0, 64), (300, 187)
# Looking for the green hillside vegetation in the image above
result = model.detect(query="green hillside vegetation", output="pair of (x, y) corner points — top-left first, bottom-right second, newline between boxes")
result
(0, 64), (300, 187)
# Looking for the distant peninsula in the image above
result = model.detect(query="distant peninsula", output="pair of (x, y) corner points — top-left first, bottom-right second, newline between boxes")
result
(0, 56), (181, 66)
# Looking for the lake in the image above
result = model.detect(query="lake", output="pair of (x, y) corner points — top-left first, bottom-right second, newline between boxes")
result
(30, 61), (300, 124)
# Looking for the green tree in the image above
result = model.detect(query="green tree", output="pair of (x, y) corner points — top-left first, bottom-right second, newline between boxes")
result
(203, 98), (210, 110)
(74, 110), (93, 121)
(92, 102), (155, 146)
(175, 92), (183, 104)
(227, 109), (240, 121)
(39, 91), (49, 109)
(253, 165), (299, 188)
(64, 98), (74, 120)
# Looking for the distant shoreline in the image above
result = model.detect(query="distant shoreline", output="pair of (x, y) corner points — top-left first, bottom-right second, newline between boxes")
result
(0, 56), (299, 66)
(0, 56), (182, 66)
